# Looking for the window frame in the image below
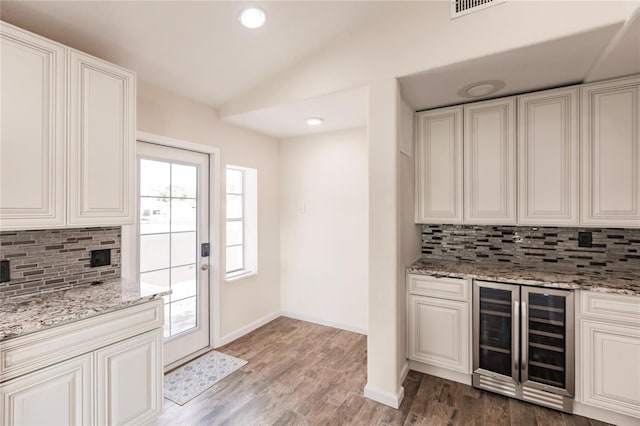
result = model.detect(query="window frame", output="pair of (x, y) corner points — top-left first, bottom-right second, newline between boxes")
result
(224, 165), (257, 280)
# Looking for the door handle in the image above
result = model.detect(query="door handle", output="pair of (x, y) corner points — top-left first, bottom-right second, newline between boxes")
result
(521, 301), (528, 371)
(513, 300), (520, 373)
(201, 264), (210, 271)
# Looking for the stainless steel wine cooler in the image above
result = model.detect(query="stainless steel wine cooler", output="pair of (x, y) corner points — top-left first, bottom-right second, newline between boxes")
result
(473, 280), (575, 412)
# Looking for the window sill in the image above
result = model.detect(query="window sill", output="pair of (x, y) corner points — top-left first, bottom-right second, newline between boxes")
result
(225, 270), (257, 282)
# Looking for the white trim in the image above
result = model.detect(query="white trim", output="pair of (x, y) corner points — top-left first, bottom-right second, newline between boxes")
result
(225, 271), (258, 282)
(574, 401), (640, 426)
(215, 311), (281, 347)
(400, 360), (410, 384)
(280, 310), (367, 335)
(134, 130), (222, 349)
(363, 383), (405, 409)
(408, 360), (472, 386)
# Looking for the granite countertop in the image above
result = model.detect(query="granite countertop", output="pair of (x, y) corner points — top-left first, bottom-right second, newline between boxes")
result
(407, 258), (640, 296)
(0, 280), (169, 341)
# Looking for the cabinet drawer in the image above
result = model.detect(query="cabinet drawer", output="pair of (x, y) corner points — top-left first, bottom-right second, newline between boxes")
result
(579, 291), (640, 325)
(408, 274), (471, 301)
(0, 299), (162, 382)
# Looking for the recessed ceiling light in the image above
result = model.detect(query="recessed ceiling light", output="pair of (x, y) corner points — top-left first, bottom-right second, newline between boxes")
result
(239, 8), (266, 29)
(306, 117), (324, 126)
(457, 80), (506, 98)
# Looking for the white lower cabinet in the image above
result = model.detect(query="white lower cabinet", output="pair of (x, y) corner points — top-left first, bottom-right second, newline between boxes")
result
(96, 330), (162, 426)
(409, 294), (470, 373)
(407, 274), (471, 383)
(577, 291), (640, 423)
(1, 354), (93, 426)
(0, 300), (163, 426)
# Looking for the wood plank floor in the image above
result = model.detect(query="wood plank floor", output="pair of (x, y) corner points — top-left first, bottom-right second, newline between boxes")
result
(159, 317), (609, 425)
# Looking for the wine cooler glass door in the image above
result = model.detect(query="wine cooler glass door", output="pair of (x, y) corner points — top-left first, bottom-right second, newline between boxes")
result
(474, 281), (520, 383)
(521, 287), (574, 397)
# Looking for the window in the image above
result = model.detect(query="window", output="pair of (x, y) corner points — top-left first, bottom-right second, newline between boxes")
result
(225, 165), (257, 279)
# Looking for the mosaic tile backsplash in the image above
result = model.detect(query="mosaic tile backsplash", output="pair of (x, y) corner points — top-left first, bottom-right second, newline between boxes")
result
(421, 225), (640, 273)
(0, 227), (121, 297)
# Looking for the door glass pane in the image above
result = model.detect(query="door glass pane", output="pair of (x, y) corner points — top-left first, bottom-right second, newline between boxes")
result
(170, 265), (197, 302)
(478, 287), (512, 377)
(171, 199), (197, 232)
(140, 159), (170, 197)
(171, 297), (197, 335)
(139, 156), (201, 340)
(140, 197), (170, 234)
(172, 164), (197, 198)
(140, 233), (170, 272)
(226, 221), (243, 246)
(140, 269), (170, 296)
(527, 292), (567, 388)
(171, 232), (196, 267)
(226, 245), (243, 272)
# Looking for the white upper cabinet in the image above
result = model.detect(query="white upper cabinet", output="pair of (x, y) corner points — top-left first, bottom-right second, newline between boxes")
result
(68, 51), (136, 225)
(0, 21), (136, 230)
(415, 106), (463, 223)
(464, 97), (517, 224)
(581, 75), (640, 227)
(0, 23), (66, 229)
(518, 87), (579, 225)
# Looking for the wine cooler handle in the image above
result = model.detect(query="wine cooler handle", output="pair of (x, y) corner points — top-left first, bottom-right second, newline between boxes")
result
(513, 300), (519, 372)
(521, 301), (528, 371)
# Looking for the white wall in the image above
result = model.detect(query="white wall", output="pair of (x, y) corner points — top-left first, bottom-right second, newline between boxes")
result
(279, 127), (368, 333)
(136, 80), (281, 340)
(397, 94), (422, 378)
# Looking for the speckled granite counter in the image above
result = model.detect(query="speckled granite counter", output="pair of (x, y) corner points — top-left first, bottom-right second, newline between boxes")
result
(408, 258), (640, 296)
(0, 280), (169, 341)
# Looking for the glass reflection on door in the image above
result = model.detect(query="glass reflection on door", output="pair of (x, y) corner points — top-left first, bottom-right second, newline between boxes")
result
(139, 159), (198, 338)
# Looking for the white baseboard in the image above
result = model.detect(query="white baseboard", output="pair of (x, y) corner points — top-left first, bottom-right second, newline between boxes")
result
(364, 383), (405, 409)
(280, 310), (367, 335)
(215, 311), (280, 347)
(573, 401), (639, 426)
(409, 360), (472, 386)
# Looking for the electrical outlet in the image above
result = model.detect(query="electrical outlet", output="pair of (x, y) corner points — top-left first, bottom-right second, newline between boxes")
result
(578, 232), (593, 248)
(90, 249), (111, 267)
(0, 260), (9, 282)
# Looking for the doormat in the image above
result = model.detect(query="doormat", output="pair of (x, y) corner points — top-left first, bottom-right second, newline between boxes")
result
(164, 350), (247, 405)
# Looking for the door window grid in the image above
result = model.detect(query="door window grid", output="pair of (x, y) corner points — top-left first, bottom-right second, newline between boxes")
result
(139, 159), (199, 339)
(226, 167), (245, 274)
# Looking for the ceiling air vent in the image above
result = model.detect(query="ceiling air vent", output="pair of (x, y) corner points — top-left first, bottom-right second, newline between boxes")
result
(451, 0), (506, 19)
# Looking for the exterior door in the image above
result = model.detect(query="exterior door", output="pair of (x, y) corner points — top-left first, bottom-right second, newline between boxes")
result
(137, 142), (210, 366)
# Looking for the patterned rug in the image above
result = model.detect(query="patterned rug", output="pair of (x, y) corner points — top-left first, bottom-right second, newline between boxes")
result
(164, 350), (247, 405)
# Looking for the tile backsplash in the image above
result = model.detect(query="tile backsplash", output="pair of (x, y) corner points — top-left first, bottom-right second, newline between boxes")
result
(421, 225), (640, 273)
(0, 227), (121, 297)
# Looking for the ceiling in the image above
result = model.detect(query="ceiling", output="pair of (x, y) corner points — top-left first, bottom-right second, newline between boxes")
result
(399, 11), (640, 111)
(1, 1), (638, 139)
(224, 86), (368, 139)
(0, 1), (397, 108)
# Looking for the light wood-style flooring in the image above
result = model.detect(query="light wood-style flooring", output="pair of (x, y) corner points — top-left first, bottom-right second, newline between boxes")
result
(159, 317), (609, 425)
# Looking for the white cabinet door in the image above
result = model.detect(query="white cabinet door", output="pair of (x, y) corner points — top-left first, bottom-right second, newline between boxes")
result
(518, 87), (579, 225)
(0, 23), (66, 230)
(408, 294), (470, 373)
(464, 97), (516, 224)
(580, 320), (640, 418)
(581, 75), (640, 227)
(96, 329), (162, 426)
(68, 50), (136, 226)
(415, 106), (464, 223)
(0, 353), (93, 426)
